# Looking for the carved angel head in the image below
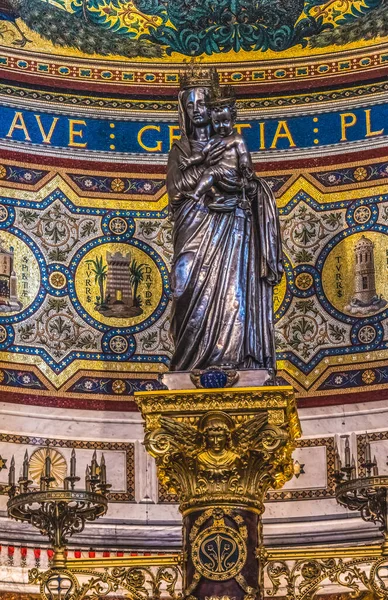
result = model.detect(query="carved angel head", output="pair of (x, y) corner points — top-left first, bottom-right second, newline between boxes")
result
(199, 412), (234, 455)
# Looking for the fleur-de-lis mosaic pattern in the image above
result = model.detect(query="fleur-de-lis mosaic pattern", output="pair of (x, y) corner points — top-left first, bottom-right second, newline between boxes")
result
(1, 159), (388, 399)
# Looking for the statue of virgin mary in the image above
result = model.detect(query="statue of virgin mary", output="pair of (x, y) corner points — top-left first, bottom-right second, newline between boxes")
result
(166, 67), (283, 374)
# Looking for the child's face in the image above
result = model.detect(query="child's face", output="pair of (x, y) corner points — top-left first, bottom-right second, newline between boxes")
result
(212, 107), (234, 137)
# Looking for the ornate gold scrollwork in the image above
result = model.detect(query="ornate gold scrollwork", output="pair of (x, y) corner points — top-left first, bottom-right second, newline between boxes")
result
(265, 555), (388, 599)
(204, 597), (235, 600)
(136, 387), (300, 513)
(29, 564), (183, 600)
(29, 568), (79, 600)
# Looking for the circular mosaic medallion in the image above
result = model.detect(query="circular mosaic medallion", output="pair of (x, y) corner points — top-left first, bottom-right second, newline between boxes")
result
(0, 231), (40, 316)
(357, 325), (376, 344)
(295, 272), (313, 291)
(0, 206), (8, 223)
(109, 217), (128, 235)
(0, 326), (7, 343)
(322, 232), (388, 317)
(110, 178), (125, 193)
(112, 379), (126, 394)
(75, 242), (163, 328)
(192, 526), (247, 581)
(49, 271), (66, 290)
(109, 335), (128, 354)
(362, 369), (376, 385)
(354, 206), (371, 224)
(353, 167), (368, 182)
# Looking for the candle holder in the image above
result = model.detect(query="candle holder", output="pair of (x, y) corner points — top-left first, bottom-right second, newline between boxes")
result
(334, 433), (388, 555)
(7, 450), (110, 569)
(7, 450), (181, 600)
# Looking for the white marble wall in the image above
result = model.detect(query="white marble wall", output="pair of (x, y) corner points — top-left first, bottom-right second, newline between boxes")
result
(0, 397), (387, 550)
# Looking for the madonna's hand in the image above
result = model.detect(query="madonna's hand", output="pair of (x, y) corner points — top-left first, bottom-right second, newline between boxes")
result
(206, 140), (226, 166)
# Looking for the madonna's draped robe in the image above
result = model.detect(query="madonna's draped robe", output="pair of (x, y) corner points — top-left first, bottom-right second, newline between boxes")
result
(167, 107), (283, 372)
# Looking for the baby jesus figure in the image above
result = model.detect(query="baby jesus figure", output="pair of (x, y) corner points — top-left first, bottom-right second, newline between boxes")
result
(179, 90), (253, 211)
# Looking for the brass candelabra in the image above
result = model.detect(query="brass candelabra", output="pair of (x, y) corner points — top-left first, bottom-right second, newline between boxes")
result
(7, 449), (110, 599)
(334, 434), (388, 555)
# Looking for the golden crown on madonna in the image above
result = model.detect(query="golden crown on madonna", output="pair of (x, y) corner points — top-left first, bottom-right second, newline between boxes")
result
(179, 63), (220, 91)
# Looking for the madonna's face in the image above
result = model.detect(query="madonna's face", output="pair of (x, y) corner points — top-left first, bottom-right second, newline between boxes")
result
(184, 88), (210, 127)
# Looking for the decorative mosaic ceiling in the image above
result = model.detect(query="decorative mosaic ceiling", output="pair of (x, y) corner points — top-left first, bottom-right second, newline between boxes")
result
(0, 0), (387, 62)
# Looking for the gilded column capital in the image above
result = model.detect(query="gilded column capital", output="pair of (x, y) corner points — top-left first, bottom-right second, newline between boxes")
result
(135, 386), (300, 514)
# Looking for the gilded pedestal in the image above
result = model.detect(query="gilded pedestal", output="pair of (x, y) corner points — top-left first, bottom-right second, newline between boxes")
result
(135, 385), (300, 600)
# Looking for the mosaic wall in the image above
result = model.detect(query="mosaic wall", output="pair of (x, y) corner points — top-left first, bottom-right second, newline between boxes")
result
(0, 0), (387, 60)
(1, 147), (388, 402)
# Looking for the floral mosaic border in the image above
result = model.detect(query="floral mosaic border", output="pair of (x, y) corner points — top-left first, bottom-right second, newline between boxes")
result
(3, 157), (388, 198)
(2, 161), (388, 206)
(1, 79), (388, 111)
(0, 43), (388, 88)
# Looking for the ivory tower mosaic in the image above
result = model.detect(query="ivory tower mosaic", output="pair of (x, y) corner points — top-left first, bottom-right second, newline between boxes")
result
(354, 236), (377, 304)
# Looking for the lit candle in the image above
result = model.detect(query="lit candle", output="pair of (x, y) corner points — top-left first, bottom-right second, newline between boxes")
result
(100, 454), (106, 485)
(22, 450), (29, 480)
(70, 449), (76, 478)
(8, 456), (15, 486)
(365, 433), (372, 463)
(45, 453), (51, 479)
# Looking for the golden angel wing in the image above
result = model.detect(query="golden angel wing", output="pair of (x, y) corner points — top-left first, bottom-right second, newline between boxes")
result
(159, 416), (198, 449)
(234, 413), (268, 447)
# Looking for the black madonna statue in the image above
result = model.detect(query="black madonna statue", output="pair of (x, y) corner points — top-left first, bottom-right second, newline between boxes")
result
(167, 66), (283, 375)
